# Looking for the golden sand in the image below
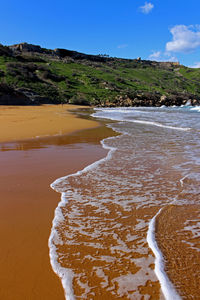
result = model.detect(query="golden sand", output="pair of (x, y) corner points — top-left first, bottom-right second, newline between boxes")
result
(0, 104), (98, 143)
(156, 204), (200, 298)
(0, 105), (111, 299)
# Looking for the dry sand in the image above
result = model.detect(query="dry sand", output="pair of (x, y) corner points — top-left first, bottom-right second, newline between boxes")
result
(0, 105), (112, 299)
(0, 104), (98, 143)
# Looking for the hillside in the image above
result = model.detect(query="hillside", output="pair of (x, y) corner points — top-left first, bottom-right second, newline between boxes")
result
(0, 42), (200, 106)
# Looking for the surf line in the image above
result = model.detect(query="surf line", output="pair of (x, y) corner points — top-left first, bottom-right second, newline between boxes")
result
(180, 174), (188, 187)
(48, 136), (117, 300)
(147, 207), (181, 300)
(146, 174), (189, 300)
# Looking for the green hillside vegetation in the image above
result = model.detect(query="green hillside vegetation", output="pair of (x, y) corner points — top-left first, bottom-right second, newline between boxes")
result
(0, 43), (200, 106)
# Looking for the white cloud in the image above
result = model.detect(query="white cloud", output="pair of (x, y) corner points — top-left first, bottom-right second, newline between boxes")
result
(149, 51), (161, 60)
(166, 25), (200, 53)
(189, 62), (200, 68)
(149, 50), (178, 62)
(139, 2), (154, 14)
(117, 44), (128, 49)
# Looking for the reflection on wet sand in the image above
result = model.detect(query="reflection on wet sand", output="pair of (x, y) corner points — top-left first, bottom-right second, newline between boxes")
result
(0, 123), (117, 152)
(0, 121), (114, 299)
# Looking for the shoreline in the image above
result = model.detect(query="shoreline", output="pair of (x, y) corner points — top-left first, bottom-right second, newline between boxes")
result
(50, 106), (200, 299)
(2, 104), (198, 298)
(49, 133), (117, 299)
(0, 105), (115, 299)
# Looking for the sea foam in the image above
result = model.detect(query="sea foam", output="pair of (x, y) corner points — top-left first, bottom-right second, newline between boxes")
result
(130, 119), (191, 131)
(93, 108), (191, 131)
(190, 106), (200, 112)
(147, 209), (181, 300)
(49, 107), (189, 299)
(49, 136), (117, 299)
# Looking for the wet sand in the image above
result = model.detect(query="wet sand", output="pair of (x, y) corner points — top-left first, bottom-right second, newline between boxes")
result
(55, 203), (162, 299)
(0, 105), (114, 299)
(49, 112), (200, 299)
(156, 204), (200, 298)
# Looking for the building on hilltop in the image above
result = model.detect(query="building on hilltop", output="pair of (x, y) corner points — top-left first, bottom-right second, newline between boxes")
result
(171, 61), (180, 66)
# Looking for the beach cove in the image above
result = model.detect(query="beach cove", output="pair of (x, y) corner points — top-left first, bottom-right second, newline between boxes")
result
(0, 105), (199, 299)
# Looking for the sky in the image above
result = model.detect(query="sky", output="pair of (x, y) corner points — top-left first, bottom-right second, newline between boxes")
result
(1, 0), (200, 67)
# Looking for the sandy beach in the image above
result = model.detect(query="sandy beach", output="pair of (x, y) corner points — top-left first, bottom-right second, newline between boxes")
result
(0, 105), (113, 299)
(0, 104), (99, 143)
(1, 105), (199, 299)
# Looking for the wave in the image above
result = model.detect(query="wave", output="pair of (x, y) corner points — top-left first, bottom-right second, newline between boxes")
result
(49, 137), (117, 299)
(49, 116), (182, 299)
(146, 172), (195, 299)
(130, 119), (191, 131)
(93, 109), (191, 131)
(190, 106), (200, 112)
(147, 208), (181, 300)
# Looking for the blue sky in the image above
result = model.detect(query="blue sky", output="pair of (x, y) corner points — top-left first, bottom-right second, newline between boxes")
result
(1, 0), (200, 67)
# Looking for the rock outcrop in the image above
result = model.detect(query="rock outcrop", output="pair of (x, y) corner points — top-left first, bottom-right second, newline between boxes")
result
(0, 84), (54, 105)
(100, 92), (200, 107)
(0, 83), (30, 105)
(9, 42), (44, 53)
(9, 43), (110, 63)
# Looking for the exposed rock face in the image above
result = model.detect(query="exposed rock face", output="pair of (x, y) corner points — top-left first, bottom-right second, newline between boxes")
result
(9, 42), (43, 53)
(0, 83), (30, 105)
(99, 92), (200, 107)
(8, 43), (110, 63)
(54, 48), (109, 62)
(16, 88), (51, 104)
(0, 84), (52, 105)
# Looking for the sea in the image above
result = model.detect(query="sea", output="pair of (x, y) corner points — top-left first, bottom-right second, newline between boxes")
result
(49, 105), (200, 299)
